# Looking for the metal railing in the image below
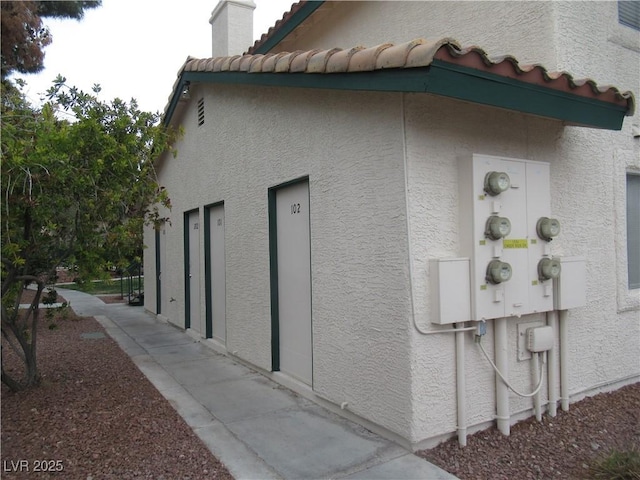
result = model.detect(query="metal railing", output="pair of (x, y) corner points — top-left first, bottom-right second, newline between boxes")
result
(120, 261), (143, 306)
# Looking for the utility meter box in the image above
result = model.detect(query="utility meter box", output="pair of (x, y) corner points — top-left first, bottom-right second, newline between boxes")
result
(458, 154), (558, 321)
(553, 256), (587, 310)
(430, 258), (471, 324)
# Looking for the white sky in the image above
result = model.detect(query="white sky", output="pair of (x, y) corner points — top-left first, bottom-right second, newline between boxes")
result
(13, 0), (296, 113)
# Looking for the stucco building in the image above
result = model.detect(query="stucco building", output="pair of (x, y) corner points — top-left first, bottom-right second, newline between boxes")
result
(144, 1), (639, 449)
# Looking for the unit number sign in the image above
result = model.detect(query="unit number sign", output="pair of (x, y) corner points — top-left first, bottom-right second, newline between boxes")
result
(290, 203), (301, 214)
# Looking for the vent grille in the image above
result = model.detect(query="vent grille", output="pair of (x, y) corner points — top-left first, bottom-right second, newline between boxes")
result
(197, 98), (205, 126)
(619, 0), (640, 30)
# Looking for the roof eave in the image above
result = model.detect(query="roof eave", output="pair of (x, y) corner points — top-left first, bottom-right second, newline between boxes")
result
(163, 64), (629, 130)
(249, 1), (325, 55)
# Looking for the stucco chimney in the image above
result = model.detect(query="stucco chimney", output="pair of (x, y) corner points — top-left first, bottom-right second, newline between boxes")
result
(209, 0), (256, 58)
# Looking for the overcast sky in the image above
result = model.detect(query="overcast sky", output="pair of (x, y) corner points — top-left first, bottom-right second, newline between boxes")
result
(13, 0), (296, 113)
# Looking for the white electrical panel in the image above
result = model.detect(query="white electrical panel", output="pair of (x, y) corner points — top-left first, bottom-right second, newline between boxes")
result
(430, 258), (471, 324)
(526, 161), (555, 313)
(553, 256), (587, 310)
(457, 154), (559, 321)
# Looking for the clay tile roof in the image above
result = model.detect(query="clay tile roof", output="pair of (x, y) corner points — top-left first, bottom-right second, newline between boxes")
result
(170, 38), (635, 128)
(290, 49), (320, 72)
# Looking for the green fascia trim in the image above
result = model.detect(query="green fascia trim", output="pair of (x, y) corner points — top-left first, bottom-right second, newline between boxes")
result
(428, 60), (627, 130)
(253, 1), (325, 55)
(166, 62), (626, 130)
(203, 207), (212, 339)
(268, 189), (280, 372)
(180, 69), (428, 94)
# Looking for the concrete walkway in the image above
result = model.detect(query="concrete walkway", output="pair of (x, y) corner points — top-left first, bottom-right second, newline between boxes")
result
(57, 288), (457, 480)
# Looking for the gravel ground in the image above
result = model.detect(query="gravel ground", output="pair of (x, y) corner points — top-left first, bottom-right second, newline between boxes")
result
(3, 290), (638, 479)
(418, 382), (640, 479)
(1, 297), (232, 480)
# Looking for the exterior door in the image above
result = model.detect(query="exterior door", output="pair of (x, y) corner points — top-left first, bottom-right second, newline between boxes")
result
(275, 180), (312, 385)
(207, 204), (226, 343)
(155, 227), (164, 314)
(186, 210), (201, 333)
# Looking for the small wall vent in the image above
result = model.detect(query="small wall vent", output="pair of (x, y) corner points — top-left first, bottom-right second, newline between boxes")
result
(197, 98), (205, 126)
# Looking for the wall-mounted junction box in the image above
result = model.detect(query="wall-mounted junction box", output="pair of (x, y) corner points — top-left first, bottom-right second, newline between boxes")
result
(527, 325), (554, 352)
(430, 258), (471, 324)
(553, 256), (587, 310)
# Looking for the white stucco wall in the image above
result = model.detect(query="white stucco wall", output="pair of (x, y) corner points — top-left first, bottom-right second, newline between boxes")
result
(145, 84), (416, 439)
(548, 1), (640, 396)
(144, 0), (639, 448)
(401, 1), (640, 445)
(276, 1), (558, 67)
(271, 0), (640, 447)
(405, 93), (639, 446)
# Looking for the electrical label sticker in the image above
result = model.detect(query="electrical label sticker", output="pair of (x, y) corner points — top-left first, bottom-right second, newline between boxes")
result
(503, 239), (528, 249)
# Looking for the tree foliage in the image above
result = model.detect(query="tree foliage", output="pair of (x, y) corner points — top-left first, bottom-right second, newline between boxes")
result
(1, 78), (176, 390)
(1, 1), (101, 78)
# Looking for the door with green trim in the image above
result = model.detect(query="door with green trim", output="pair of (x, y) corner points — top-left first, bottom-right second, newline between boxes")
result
(276, 180), (312, 385)
(187, 210), (201, 333)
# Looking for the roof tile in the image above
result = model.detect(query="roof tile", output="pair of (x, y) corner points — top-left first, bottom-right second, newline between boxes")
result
(326, 46), (365, 73)
(262, 52), (289, 72)
(349, 44), (393, 72)
(306, 48), (340, 73)
(289, 49), (320, 72)
(239, 55), (254, 72)
(178, 37), (635, 116)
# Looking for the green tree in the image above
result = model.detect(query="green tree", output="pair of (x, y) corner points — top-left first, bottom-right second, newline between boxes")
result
(1, 1), (101, 79)
(1, 78), (176, 390)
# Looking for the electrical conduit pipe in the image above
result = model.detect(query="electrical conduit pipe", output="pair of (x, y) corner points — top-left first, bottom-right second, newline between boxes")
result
(559, 309), (570, 411)
(532, 353), (542, 421)
(455, 322), (467, 446)
(546, 310), (558, 417)
(494, 317), (510, 435)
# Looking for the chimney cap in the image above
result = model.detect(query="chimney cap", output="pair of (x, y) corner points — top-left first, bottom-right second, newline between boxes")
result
(210, 0), (256, 25)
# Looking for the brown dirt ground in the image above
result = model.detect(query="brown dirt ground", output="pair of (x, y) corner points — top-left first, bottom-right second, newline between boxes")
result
(418, 382), (640, 479)
(1, 298), (233, 479)
(3, 289), (639, 479)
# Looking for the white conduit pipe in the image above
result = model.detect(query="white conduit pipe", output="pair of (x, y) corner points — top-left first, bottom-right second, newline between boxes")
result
(478, 340), (545, 397)
(559, 309), (570, 411)
(494, 317), (510, 435)
(455, 323), (467, 447)
(546, 311), (558, 417)
(532, 353), (542, 422)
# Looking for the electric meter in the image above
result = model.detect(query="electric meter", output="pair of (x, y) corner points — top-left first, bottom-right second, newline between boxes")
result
(485, 216), (512, 240)
(536, 217), (561, 241)
(538, 257), (561, 281)
(486, 260), (513, 284)
(484, 171), (511, 196)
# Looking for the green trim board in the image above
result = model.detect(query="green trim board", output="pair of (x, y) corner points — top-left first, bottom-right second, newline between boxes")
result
(268, 188), (280, 372)
(428, 60), (628, 130)
(165, 63), (627, 130)
(252, 1), (325, 55)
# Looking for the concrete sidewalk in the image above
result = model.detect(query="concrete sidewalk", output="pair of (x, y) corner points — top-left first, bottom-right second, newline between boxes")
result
(58, 288), (457, 480)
